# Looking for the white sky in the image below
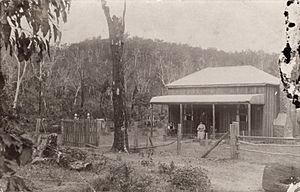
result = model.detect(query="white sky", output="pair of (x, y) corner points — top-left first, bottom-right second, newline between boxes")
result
(60, 0), (286, 53)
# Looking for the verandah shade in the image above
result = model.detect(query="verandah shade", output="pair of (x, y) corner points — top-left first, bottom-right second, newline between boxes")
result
(150, 94), (264, 105)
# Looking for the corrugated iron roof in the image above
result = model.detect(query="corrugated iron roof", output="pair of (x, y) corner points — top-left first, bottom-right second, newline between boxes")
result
(150, 94), (264, 104)
(167, 65), (279, 88)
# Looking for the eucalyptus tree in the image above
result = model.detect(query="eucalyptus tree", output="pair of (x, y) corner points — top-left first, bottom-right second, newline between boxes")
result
(0, 0), (70, 115)
(101, 0), (128, 152)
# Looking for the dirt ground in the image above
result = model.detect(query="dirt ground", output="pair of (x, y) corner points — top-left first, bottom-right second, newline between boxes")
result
(17, 128), (300, 192)
(103, 141), (266, 192)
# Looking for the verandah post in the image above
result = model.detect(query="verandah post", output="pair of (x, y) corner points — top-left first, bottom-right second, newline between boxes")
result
(151, 104), (154, 137)
(212, 104), (216, 139)
(248, 103), (251, 136)
(177, 103), (183, 155)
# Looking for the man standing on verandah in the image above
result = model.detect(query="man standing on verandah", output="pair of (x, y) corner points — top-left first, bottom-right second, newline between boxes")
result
(197, 121), (206, 140)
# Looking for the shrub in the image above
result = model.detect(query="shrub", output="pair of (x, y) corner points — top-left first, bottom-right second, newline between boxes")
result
(140, 158), (154, 167)
(109, 162), (153, 192)
(170, 166), (211, 192)
(158, 161), (175, 176)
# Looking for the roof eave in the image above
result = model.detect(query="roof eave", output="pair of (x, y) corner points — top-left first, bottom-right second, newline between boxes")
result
(151, 101), (250, 105)
(166, 83), (279, 88)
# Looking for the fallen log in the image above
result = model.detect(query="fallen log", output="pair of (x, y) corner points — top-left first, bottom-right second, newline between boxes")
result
(262, 163), (300, 192)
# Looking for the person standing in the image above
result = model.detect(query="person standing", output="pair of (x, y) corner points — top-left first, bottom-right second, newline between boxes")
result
(197, 121), (206, 140)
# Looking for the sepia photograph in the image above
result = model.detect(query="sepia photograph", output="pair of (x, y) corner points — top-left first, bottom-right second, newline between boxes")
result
(1, 0), (300, 191)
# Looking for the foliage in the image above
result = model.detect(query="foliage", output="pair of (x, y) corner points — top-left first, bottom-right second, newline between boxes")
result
(158, 161), (175, 176)
(0, 0), (70, 61)
(170, 165), (211, 192)
(278, 0), (300, 108)
(0, 175), (31, 192)
(0, 128), (34, 191)
(140, 151), (155, 167)
(0, 0), (71, 191)
(109, 162), (153, 192)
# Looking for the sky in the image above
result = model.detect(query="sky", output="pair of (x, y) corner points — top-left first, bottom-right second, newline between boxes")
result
(60, 0), (286, 54)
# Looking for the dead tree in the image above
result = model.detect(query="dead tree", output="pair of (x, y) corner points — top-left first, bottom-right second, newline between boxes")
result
(101, 0), (128, 152)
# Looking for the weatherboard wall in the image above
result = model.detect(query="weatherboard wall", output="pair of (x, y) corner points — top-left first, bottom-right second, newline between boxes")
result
(167, 85), (265, 95)
(263, 85), (280, 137)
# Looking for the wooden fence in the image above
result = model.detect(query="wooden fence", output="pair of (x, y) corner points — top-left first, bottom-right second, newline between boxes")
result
(229, 124), (300, 160)
(61, 119), (102, 147)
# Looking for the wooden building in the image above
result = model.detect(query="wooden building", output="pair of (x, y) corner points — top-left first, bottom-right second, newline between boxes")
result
(150, 65), (280, 137)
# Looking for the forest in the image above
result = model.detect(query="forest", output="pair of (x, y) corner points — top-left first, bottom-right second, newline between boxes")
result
(1, 35), (279, 131)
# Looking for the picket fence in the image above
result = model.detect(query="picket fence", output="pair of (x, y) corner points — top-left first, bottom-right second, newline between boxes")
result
(61, 119), (104, 147)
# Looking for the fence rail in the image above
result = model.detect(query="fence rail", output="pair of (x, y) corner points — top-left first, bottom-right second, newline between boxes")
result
(61, 119), (102, 147)
(237, 148), (300, 158)
(238, 135), (300, 141)
(228, 124), (300, 159)
(238, 140), (300, 147)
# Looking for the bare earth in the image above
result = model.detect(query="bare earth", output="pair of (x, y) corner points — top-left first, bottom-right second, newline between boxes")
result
(104, 141), (266, 192)
(20, 131), (298, 192)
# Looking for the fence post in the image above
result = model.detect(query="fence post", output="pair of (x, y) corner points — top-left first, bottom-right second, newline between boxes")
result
(74, 119), (79, 147)
(177, 123), (182, 155)
(230, 123), (239, 159)
(61, 119), (64, 145)
(205, 133), (208, 147)
(134, 121), (139, 150)
(84, 119), (88, 145)
(233, 121), (240, 136)
(163, 125), (167, 141)
(97, 120), (101, 147)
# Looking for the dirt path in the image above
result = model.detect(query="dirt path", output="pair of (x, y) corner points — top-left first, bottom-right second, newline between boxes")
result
(203, 160), (265, 192)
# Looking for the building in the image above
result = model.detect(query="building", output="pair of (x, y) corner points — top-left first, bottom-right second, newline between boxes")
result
(150, 65), (280, 137)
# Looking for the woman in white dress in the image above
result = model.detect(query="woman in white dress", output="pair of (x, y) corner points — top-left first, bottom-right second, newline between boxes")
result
(197, 121), (206, 140)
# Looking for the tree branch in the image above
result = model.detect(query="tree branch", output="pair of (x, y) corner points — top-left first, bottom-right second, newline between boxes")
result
(122, 0), (126, 32)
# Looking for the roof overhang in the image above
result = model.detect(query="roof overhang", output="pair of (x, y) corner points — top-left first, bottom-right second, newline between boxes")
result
(166, 83), (279, 88)
(150, 94), (264, 105)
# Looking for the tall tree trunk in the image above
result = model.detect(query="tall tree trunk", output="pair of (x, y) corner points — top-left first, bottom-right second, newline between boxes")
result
(80, 64), (84, 108)
(0, 0), (4, 123)
(73, 86), (81, 106)
(12, 55), (28, 111)
(38, 79), (42, 116)
(38, 60), (43, 117)
(0, 61), (5, 121)
(101, 0), (128, 152)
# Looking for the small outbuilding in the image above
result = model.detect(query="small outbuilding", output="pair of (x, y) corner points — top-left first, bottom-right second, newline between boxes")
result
(150, 65), (280, 137)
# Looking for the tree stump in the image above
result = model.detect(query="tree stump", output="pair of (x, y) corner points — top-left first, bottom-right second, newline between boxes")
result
(262, 163), (300, 192)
